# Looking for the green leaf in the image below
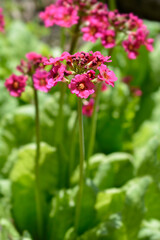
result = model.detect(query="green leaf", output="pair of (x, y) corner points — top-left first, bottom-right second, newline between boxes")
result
(76, 180), (97, 234)
(49, 180), (97, 239)
(122, 176), (152, 240)
(10, 143), (58, 239)
(89, 152), (134, 190)
(138, 219), (160, 240)
(95, 188), (125, 222)
(49, 189), (76, 240)
(77, 214), (127, 240)
(0, 218), (20, 240)
(145, 181), (160, 220)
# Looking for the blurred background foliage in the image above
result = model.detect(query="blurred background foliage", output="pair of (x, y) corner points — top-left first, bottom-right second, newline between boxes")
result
(0, 0), (160, 240)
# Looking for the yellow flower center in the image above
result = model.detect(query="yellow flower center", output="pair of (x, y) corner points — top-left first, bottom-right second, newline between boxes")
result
(78, 83), (85, 90)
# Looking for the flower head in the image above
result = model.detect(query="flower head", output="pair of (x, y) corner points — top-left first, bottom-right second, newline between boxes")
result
(43, 51), (117, 98)
(5, 74), (27, 97)
(68, 73), (95, 98)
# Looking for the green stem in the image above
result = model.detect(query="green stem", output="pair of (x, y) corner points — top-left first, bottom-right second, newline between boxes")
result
(75, 98), (85, 232)
(109, 0), (117, 10)
(56, 83), (67, 188)
(86, 83), (102, 168)
(69, 17), (82, 54)
(69, 113), (78, 186)
(60, 27), (66, 52)
(33, 88), (43, 240)
(56, 83), (66, 144)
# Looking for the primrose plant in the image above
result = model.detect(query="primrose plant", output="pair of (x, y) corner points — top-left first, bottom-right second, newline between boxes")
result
(3, 0), (154, 238)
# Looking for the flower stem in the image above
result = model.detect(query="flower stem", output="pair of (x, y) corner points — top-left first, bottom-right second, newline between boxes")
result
(69, 112), (78, 186)
(56, 82), (66, 144)
(56, 83), (67, 188)
(75, 98), (85, 232)
(33, 88), (43, 240)
(69, 18), (82, 54)
(60, 27), (66, 52)
(109, 0), (117, 10)
(86, 83), (102, 170)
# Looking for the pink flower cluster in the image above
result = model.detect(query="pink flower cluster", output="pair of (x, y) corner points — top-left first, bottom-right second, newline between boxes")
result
(40, 0), (154, 59)
(0, 8), (5, 32)
(82, 7), (154, 59)
(5, 51), (117, 99)
(39, 0), (79, 28)
(122, 25), (154, 59)
(5, 52), (50, 97)
(44, 51), (117, 99)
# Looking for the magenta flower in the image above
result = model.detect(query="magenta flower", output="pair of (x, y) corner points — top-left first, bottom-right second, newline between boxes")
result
(87, 70), (95, 79)
(122, 36), (139, 59)
(56, 6), (79, 27)
(33, 69), (50, 92)
(46, 64), (66, 88)
(136, 26), (154, 52)
(123, 25), (154, 59)
(44, 57), (63, 66)
(82, 98), (94, 117)
(0, 8), (5, 32)
(39, 3), (79, 28)
(131, 87), (142, 97)
(82, 18), (102, 43)
(98, 64), (117, 87)
(26, 52), (43, 64)
(39, 4), (57, 27)
(145, 38), (154, 52)
(128, 13), (143, 30)
(68, 74), (95, 99)
(101, 30), (116, 48)
(5, 74), (27, 97)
